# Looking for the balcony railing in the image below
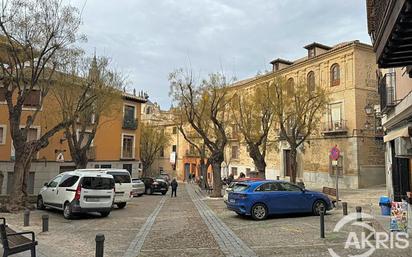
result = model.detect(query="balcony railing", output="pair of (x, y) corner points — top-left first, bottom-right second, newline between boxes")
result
(123, 118), (138, 130)
(322, 120), (348, 135)
(379, 73), (396, 114)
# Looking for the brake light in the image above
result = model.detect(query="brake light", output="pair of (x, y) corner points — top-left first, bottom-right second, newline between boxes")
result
(74, 184), (82, 200)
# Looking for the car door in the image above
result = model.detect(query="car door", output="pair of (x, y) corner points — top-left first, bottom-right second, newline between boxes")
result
(43, 175), (63, 208)
(57, 175), (79, 204)
(261, 182), (289, 214)
(278, 182), (311, 213)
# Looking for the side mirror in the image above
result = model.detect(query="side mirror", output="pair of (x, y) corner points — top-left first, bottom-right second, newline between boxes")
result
(44, 182), (49, 187)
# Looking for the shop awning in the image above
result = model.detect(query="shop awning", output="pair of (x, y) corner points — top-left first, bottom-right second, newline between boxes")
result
(384, 126), (412, 142)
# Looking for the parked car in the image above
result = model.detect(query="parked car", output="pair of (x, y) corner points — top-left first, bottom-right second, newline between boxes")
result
(141, 177), (169, 195)
(37, 171), (115, 219)
(223, 177), (265, 203)
(76, 169), (133, 209)
(131, 178), (145, 197)
(226, 180), (332, 220)
(156, 175), (170, 186)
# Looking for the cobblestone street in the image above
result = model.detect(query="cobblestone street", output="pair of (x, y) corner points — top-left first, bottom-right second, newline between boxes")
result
(1, 183), (411, 257)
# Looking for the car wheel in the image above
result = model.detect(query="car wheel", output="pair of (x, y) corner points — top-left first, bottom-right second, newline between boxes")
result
(251, 203), (268, 220)
(37, 196), (45, 210)
(100, 211), (111, 218)
(63, 202), (73, 219)
(117, 202), (127, 209)
(312, 200), (327, 216)
(145, 188), (152, 195)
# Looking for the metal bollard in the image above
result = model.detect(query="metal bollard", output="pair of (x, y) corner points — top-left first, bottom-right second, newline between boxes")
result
(276, 176), (280, 180)
(42, 215), (49, 232)
(320, 206), (325, 238)
(95, 234), (105, 257)
(356, 206), (362, 222)
(342, 202), (348, 216)
(24, 209), (30, 227)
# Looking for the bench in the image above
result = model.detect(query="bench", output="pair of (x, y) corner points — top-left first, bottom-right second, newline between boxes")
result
(0, 218), (37, 257)
(322, 187), (337, 203)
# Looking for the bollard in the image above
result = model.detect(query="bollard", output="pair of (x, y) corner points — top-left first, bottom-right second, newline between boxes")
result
(320, 206), (325, 238)
(276, 176), (280, 180)
(42, 214), (49, 232)
(356, 206), (362, 222)
(24, 209), (30, 227)
(342, 202), (348, 216)
(95, 234), (105, 257)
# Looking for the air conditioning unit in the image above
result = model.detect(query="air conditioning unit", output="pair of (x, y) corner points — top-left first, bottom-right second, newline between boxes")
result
(394, 137), (412, 158)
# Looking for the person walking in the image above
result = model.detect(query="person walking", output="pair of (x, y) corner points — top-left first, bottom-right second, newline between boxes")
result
(171, 178), (178, 197)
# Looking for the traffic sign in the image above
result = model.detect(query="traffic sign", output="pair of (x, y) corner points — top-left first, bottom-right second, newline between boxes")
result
(330, 145), (340, 161)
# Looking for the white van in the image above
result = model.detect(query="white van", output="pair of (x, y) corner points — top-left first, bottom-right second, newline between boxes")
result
(76, 169), (133, 209)
(37, 171), (115, 219)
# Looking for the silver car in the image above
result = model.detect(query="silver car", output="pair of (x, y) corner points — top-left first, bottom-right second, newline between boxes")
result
(131, 178), (145, 197)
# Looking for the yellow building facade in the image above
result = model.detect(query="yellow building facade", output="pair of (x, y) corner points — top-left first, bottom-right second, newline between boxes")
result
(0, 88), (146, 195)
(224, 41), (385, 189)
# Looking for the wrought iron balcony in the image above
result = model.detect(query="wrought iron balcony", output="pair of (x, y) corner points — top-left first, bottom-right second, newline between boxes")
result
(123, 118), (138, 130)
(367, 0), (412, 68)
(379, 72), (396, 114)
(322, 120), (348, 135)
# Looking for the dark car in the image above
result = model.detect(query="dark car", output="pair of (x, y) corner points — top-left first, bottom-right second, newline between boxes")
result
(141, 177), (168, 195)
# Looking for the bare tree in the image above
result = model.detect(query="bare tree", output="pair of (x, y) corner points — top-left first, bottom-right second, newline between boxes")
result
(52, 55), (123, 169)
(0, 0), (84, 209)
(169, 69), (232, 197)
(230, 81), (276, 176)
(272, 77), (329, 183)
(140, 123), (171, 177)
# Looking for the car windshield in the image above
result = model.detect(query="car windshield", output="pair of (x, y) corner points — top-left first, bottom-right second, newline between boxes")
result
(81, 177), (114, 190)
(107, 172), (131, 183)
(232, 183), (249, 192)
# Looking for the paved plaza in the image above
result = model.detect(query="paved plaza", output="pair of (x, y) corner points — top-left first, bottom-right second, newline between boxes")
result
(1, 184), (411, 257)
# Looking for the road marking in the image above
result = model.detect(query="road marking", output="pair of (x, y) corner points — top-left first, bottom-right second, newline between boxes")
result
(122, 196), (166, 257)
(186, 184), (258, 257)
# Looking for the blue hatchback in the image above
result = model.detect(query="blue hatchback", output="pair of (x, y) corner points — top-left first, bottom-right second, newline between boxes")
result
(226, 180), (332, 220)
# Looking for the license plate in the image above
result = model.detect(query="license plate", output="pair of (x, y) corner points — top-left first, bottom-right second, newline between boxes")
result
(229, 199), (235, 203)
(87, 198), (100, 202)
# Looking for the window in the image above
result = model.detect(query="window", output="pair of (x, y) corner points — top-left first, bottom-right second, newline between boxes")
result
(145, 106), (151, 114)
(100, 164), (112, 169)
(279, 182), (302, 192)
(172, 145), (177, 152)
(286, 78), (295, 96)
(0, 125), (5, 144)
(308, 48), (315, 58)
(25, 128), (38, 142)
(107, 172), (131, 183)
(172, 127), (177, 134)
(329, 102), (343, 124)
(122, 135), (134, 159)
(124, 105), (135, 120)
(59, 176), (79, 187)
(231, 167), (238, 176)
(231, 145), (239, 159)
(232, 184), (249, 192)
(48, 175), (63, 188)
(0, 87), (6, 102)
(307, 71), (315, 93)
(255, 182), (278, 192)
(330, 64), (340, 86)
(81, 177), (114, 190)
(23, 90), (41, 108)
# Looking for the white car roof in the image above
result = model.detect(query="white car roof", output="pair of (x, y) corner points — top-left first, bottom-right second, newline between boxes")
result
(75, 168), (130, 174)
(60, 171), (114, 178)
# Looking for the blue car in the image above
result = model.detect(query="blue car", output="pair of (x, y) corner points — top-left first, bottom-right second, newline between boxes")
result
(226, 180), (332, 220)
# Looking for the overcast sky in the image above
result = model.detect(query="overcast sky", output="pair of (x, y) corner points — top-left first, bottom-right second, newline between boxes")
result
(73, 0), (371, 109)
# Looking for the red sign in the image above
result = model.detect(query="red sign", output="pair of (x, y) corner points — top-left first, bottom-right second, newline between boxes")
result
(330, 145), (340, 160)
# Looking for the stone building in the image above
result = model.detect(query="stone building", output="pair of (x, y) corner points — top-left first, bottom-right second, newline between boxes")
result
(225, 40), (385, 189)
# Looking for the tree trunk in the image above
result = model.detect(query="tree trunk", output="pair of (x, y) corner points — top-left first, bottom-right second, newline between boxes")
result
(248, 144), (266, 178)
(290, 147), (298, 184)
(199, 158), (208, 189)
(9, 151), (32, 211)
(74, 151), (88, 169)
(210, 159), (223, 197)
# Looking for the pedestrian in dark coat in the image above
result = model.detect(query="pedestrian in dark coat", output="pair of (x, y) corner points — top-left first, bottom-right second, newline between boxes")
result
(171, 178), (178, 197)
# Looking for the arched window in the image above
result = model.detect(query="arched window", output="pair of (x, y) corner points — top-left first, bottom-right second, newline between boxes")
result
(330, 64), (340, 86)
(286, 78), (294, 96)
(307, 71), (315, 93)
